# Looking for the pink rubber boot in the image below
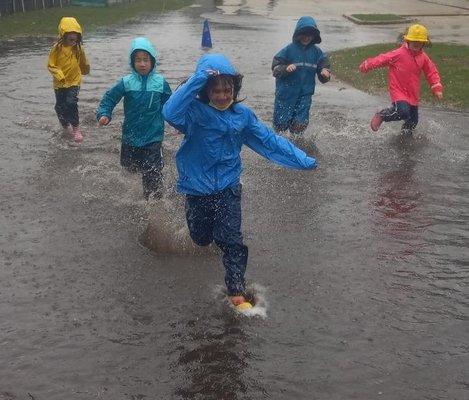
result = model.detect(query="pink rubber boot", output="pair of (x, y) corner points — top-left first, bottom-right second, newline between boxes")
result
(72, 126), (84, 143)
(370, 112), (383, 132)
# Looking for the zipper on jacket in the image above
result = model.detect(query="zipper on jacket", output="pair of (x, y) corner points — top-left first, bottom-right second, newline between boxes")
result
(149, 92), (154, 109)
(215, 132), (226, 193)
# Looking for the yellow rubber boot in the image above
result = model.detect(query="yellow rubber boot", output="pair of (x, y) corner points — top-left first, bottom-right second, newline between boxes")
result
(236, 301), (253, 311)
(229, 295), (253, 310)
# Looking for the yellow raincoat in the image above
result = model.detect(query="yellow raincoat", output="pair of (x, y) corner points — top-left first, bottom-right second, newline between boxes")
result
(47, 17), (90, 89)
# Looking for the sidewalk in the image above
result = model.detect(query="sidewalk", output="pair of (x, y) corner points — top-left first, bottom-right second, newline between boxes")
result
(230, 0), (469, 46)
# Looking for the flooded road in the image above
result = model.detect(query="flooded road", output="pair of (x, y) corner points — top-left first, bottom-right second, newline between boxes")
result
(1, 1), (468, 399)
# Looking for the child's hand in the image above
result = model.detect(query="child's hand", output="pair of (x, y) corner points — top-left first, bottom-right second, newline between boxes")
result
(358, 61), (368, 73)
(286, 64), (297, 73)
(434, 91), (443, 101)
(98, 116), (110, 126)
(320, 68), (331, 79)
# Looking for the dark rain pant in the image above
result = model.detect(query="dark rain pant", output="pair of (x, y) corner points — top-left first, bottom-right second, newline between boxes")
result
(273, 93), (313, 134)
(185, 184), (248, 296)
(54, 86), (80, 128)
(381, 101), (419, 131)
(120, 141), (163, 199)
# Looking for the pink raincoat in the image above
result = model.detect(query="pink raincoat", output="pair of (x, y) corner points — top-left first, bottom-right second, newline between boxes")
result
(359, 44), (443, 106)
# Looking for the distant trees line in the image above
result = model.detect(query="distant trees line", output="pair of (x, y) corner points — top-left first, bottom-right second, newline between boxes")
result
(0, 0), (71, 16)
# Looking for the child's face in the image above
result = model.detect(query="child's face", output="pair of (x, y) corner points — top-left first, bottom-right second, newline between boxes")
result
(208, 80), (234, 109)
(298, 33), (313, 46)
(64, 32), (79, 47)
(408, 41), (425, 51)
(133, 50), (152, 75)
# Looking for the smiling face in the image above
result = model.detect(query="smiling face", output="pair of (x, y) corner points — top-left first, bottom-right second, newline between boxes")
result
(133, 50), (152, 76)
(298, 33), (313, 46)
(207, 77), (234, 109)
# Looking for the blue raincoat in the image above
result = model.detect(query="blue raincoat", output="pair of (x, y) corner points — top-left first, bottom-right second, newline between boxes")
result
(272, 16), (330, 131)
(96, 37), (172, 147)
(163, 53), (317, 196)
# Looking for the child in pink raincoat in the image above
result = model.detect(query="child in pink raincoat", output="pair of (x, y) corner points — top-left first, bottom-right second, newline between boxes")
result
(359, 24), (443, 135)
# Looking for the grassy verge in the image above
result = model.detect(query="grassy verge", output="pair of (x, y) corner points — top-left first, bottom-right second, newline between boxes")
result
(330, 43), (469, 109)
(0, 0), (192, 39)
(348, 14), (409, 25)
(352, 14), (405, 22)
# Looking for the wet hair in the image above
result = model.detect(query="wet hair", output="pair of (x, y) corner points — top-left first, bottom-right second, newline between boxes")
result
(58, 32), (83, 46)
(198, 73), (244, 104)
(131, 49), (156, 70)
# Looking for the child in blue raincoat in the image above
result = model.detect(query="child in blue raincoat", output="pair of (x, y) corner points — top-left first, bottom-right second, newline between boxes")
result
(97, 37), (172, 199)
(272, 16), (331, 135)
(163, 53), (317, 309)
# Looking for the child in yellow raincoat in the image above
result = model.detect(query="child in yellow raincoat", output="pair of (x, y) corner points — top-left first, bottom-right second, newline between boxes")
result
(47, 17), (90, 143)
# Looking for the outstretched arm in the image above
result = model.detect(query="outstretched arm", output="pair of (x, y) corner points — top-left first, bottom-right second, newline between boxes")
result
(162, 70), (210, 133)
(243, 110), (317, 170)
(359, 48), (399, 73)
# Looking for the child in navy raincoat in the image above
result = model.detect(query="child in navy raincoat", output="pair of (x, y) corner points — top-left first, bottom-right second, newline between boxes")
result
(272, 16), (331, 135)
(97, 37), (172, 199)
(163, 53), (317, 308)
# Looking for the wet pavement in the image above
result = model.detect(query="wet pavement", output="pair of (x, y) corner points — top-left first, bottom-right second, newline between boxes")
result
(0, 1), (468, 399)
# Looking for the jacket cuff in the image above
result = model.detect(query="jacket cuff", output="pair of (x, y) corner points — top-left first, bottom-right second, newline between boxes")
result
(431, 83), (443, 93)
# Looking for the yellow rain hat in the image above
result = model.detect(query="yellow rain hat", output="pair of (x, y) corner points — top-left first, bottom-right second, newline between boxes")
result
(404, 24), (429, 43)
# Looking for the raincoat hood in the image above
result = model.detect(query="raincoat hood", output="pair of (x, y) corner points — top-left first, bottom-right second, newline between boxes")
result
(195, 53), (237, 75)
(129, 37), (157, 72)
(293, 16), (321, 44)
(58, 17), (83, 37)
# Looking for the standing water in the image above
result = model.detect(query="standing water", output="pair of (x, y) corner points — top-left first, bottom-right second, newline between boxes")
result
(0, 1), (468, 399)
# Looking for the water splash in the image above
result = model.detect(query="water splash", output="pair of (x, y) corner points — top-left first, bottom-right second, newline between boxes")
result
(213, 284), (268, 318)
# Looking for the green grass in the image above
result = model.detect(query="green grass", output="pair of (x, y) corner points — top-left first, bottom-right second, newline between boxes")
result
(351, 13), (407, 22)
(330, 43), (469, 109)
(0, 0), (191, 38)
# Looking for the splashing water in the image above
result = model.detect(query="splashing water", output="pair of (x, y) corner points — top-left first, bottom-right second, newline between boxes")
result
(213, 284), (268, 318)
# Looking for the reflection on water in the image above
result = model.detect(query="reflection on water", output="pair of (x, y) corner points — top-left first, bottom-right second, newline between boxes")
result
(172, 313), (252, 400)
(374, 149), (426, 261)
(0, 1), (468, 399)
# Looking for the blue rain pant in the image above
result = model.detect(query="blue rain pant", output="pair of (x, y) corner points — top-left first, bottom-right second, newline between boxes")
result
(54, 86), (80, 128)
(273, 93), (313, 134)
(381, 101), (419, 130)
(120, 141), (163, 199)
(185, 184), (248, 296)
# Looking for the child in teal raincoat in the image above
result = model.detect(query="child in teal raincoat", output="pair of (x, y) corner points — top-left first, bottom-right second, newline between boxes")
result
(97, 37), (172, 199)
(272, 16), (331, 135)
